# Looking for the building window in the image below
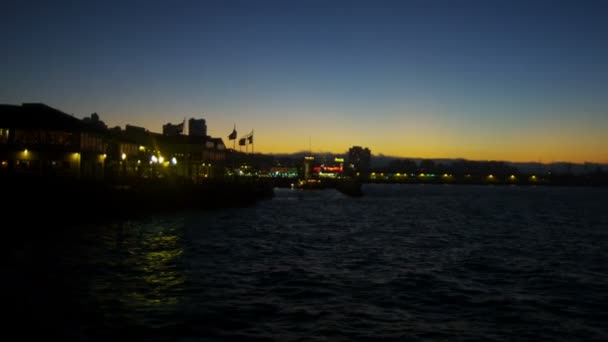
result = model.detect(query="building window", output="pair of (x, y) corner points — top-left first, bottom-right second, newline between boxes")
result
(0, 128), (9, 143)
(14, 130), (41, 145)
(16, 160), (30, 169)
(81, 132), (106, 152)
(47, 131), (73, 146)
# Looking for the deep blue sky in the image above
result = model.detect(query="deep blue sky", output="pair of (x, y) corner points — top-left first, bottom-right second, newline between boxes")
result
(2, 0), (607, 162)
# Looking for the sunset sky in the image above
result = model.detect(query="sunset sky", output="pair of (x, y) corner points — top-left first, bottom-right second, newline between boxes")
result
(2, 0), (607, 163)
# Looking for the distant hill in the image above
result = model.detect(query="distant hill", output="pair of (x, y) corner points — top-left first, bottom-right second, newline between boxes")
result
(269, 151), (347, 164)
(371, 154), (607, 175)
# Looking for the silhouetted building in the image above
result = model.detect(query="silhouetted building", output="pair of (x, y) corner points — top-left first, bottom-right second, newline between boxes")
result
(189, 118), (207, 137)
(0, 103), (229, 183)
(311, 156), (345, 179)
(113, 121), (227, 182)
(110, 128), (226, 182)
(126, 124), (146, 134)
(82, 112), (107, 130)
(163, 121), (184, 136)
(347, 146), (371, 177)
(0, 103), (107, 179)
(303, 156), (315, 180)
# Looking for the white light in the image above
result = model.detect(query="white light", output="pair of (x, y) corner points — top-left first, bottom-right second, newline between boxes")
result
(151, 155), (158, 163)
(171, 157), (177, 165)
(158, 156), (164, 164)
(121, 153), (126, 160)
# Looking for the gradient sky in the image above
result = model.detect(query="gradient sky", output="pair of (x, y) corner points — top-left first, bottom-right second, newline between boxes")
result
(2, 0), (607, 163)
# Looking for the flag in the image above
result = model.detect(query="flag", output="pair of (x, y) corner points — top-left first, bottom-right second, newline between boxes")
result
(176, 121), (184, 134)
(228, 125), (237, 140)
(248, 133), (253, 144)
(238, 137), (246, 146)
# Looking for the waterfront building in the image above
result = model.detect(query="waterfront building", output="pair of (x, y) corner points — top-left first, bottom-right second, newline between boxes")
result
(0, 103), (107, 179)
(347, 146), (371, 178)
(313, 157), (345, 179)
(0, 103), (227, 183)
(303, 155), (315, 180)
(188, 118), (207, 137)
(110, 125), (226, 183)
(162, 121), (184, 136)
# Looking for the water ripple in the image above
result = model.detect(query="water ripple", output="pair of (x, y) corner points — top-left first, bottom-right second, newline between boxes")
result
(7, 185), (608, 341)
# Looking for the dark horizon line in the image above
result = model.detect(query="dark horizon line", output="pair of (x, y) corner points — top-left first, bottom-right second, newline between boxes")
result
(3, 102), (606, 166)
(264, 150), (608, 166)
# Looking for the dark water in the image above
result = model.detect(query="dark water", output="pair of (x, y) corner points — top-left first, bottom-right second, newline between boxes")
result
(7, 184), (608, 340)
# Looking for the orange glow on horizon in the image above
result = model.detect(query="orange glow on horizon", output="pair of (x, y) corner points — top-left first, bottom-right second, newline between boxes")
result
(87, 107), (607, 165)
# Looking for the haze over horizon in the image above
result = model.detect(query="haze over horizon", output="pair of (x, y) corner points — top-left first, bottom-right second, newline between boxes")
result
(2, 0), (607, 163)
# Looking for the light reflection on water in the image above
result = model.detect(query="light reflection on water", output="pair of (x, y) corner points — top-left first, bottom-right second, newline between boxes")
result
(99, 222), (186, 308)
(8, 184), (608, 341)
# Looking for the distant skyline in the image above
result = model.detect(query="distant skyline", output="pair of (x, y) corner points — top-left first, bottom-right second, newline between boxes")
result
(2, 0), (607, 163)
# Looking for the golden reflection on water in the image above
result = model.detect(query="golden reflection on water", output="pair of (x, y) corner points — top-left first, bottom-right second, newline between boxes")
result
(97, 221), (186, 308)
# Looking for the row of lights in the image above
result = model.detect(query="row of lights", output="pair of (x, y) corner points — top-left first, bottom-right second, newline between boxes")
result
(20, 149), (189, 168)
(370, 171), (540, 182)
(149, 155), (177, 165)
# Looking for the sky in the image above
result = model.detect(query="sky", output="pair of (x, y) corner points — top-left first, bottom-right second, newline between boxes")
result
(2, 0), (607, 163)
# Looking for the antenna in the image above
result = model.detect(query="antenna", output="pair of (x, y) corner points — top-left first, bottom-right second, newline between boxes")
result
(309, 135), (311, 155)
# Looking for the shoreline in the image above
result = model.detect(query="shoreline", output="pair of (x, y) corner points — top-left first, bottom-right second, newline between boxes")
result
(3, 175), (275, 233)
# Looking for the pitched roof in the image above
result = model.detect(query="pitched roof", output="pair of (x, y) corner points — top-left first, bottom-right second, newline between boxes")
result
(0, 103), (104, 133)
